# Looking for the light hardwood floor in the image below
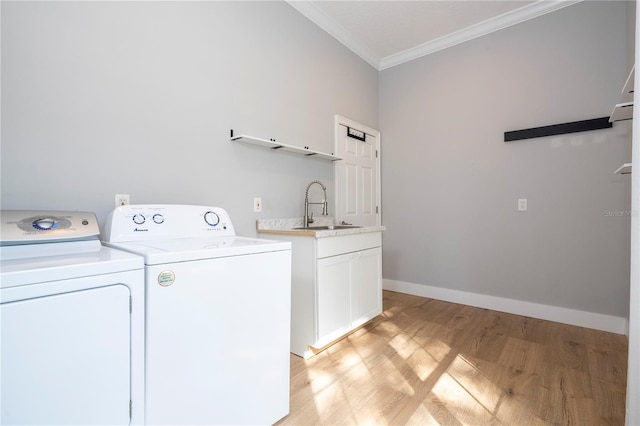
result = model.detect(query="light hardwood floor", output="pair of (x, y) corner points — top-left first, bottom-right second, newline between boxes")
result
(277, 290), (628, 425)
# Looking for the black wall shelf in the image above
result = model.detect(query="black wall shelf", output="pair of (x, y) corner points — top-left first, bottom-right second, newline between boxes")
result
(504, 117), (612, 142)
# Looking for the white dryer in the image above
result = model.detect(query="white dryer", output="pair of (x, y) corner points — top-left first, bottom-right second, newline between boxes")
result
(0, 210), (145, 425)
(103, 204), (292, 425)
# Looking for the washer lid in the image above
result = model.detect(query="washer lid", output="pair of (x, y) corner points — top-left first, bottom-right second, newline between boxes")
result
(105, 236), (291, 265)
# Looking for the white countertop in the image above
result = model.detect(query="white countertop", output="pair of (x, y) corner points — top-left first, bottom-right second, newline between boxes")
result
(256, 218), (385, 238)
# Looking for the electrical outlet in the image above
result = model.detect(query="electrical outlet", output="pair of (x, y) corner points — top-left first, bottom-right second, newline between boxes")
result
(518, 198), (528, 211)
(253, 197), (262, 213)
(115, 194), (130, 208)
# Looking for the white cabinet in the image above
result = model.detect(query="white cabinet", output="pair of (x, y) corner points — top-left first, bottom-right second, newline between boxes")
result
(317, 253), (352, 344)
(263, 231), (382, 358)
(351, 247), (383, 326)
(316, 246), (382, 349)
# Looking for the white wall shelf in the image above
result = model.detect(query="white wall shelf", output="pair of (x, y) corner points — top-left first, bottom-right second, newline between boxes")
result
(614, 163), (632, 175)
(622, 65), (635, 102)
(610, 102), (633, 122)
(231, 132), (341, 161)
(610, 66), (635, 122)
(610, 67), (634, 178)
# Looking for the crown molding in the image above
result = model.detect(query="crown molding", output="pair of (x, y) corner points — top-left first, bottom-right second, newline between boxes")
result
(287, 0), (582, 71)
(379, 0), (582, 70)
(286, 0), (381, 69)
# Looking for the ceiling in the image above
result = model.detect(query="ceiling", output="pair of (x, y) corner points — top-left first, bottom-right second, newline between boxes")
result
(286, 0), (581, 70)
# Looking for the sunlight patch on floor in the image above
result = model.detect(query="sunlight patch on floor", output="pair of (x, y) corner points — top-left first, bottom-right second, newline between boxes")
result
(375, 318), (403, 338)
(302, 312), (531, 424)
(424, 338), (453, 363)
(278, 292), (627, 426)
(376, 355), (417, 395)
(432, 375), (492, 424)
(447, 355), (502, 413)
(408, 348), (442, 381)
(341, 351), (367, 369)
(310, 379), (347, 416)
(389, 332), (420, 358)
(432, 358), (502, 424)
(408, 402), (440, 425)
(308, 369), (335, 394)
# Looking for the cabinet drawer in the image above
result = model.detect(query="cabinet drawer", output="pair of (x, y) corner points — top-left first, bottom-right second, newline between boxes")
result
(316, 232), (381, 259)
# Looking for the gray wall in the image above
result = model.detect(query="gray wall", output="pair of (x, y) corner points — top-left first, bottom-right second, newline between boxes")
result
(379, 1), (632, 318)
(2, 1), (633, 320)
(1, 1), (378, 237)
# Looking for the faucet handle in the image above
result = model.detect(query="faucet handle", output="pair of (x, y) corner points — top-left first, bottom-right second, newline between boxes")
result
(308, 211), (314, 224)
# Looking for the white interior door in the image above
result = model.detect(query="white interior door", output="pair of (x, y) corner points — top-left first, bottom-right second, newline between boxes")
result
(334, 115), (381, 226)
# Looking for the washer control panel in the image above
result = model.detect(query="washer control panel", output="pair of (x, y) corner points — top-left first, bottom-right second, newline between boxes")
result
(103, 205), (236, 243)
(0, 210), (100, 245)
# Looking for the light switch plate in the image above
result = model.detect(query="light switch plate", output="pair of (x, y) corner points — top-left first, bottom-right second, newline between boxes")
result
(518, 198), (528, 211)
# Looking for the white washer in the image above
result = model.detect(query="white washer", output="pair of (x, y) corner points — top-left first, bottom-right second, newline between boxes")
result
(0, 210), (145, 426)
(103, 204), (292, 425)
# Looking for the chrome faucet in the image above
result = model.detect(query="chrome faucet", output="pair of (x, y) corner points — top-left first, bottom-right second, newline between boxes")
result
(304, 180), (328, 228)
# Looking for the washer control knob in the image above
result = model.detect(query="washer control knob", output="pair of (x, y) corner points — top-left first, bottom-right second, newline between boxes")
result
(132, 214), (146, 225)
(204, 211), (220, 227)
(153, 214), (165, 224)
(33, 218), (57, 230)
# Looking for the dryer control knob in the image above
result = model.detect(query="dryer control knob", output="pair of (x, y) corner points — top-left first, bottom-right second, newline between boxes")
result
(33, 218), (57, 230)
(132, 214), (146, 225)
(204, 211), (220, 227)
(153, 214), (165, 224)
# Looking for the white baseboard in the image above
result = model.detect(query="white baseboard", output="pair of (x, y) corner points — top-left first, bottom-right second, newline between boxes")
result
(383, 279), (628, 335)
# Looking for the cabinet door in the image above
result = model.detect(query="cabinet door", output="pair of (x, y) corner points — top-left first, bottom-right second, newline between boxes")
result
(316, 253), (352, 347)
(351, 247), (382, 328)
